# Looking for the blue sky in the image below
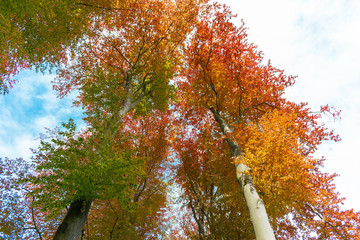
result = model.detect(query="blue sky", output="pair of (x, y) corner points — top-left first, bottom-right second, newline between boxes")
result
(1, 0), (359, 214)
(0, 70), (83, 160)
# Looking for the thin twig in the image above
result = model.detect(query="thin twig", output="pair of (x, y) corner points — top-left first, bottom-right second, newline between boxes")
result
(30, 196), (43, 240)
(76, 2), (137, 12)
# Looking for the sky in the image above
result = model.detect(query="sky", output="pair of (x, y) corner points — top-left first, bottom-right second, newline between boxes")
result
(0, 0), (359, 213)
(0, 71), (83, 160)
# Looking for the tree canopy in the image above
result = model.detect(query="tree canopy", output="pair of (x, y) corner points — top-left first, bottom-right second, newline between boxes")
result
(1, 0), (359, 239)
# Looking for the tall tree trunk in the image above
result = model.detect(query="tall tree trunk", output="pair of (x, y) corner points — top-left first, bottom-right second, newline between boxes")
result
(209, 107), (276, 240)
(53, 199), (92, 240)
(52, 70), (146, 239)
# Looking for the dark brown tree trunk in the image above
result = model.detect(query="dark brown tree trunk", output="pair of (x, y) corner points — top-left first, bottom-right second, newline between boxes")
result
(53, 199), (92, 240)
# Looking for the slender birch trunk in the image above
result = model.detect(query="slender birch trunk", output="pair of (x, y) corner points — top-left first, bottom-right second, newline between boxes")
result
(209, 107), (276, 240)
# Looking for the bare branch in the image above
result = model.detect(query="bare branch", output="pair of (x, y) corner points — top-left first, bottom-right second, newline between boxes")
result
(76, 2), (137, 12)
(29, 196), (43, 240)
(105, 37), (132, 67)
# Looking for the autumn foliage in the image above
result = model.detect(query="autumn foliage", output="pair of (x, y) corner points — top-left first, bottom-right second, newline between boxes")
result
(173, 3), (359, 239)
(1, 0), (360, 239)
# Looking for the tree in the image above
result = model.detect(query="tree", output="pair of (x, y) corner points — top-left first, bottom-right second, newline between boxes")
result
(174, 2), (360, 239)
(172, 107), (254, 239)
(17, 0), (205, 239)
(80, 111), (172, 239)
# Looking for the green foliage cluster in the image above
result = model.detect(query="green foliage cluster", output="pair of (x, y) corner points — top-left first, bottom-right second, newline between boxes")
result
(0, 0), (92, 92)
(134, 58), (176, 116)
(27, 119), (142, 218)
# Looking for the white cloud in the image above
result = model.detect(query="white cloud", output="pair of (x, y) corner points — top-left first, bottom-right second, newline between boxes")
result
(1, 134), (37, 161)
(34, 115), (58, 132)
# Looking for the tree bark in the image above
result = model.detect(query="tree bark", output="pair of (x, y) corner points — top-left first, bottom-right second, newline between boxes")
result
(209, 107), (276, 240)
(53, 199), (92, 240)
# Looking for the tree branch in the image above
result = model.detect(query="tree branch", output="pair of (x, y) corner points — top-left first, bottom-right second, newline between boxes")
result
(76, 2), (137, 12)
(106, 37), (132, 67)
(30, 196), (43, 240)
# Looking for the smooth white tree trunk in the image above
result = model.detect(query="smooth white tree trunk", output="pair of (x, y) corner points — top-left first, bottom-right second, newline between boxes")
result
(236, 163), (276, 240)
(209, 107), (276, 240)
